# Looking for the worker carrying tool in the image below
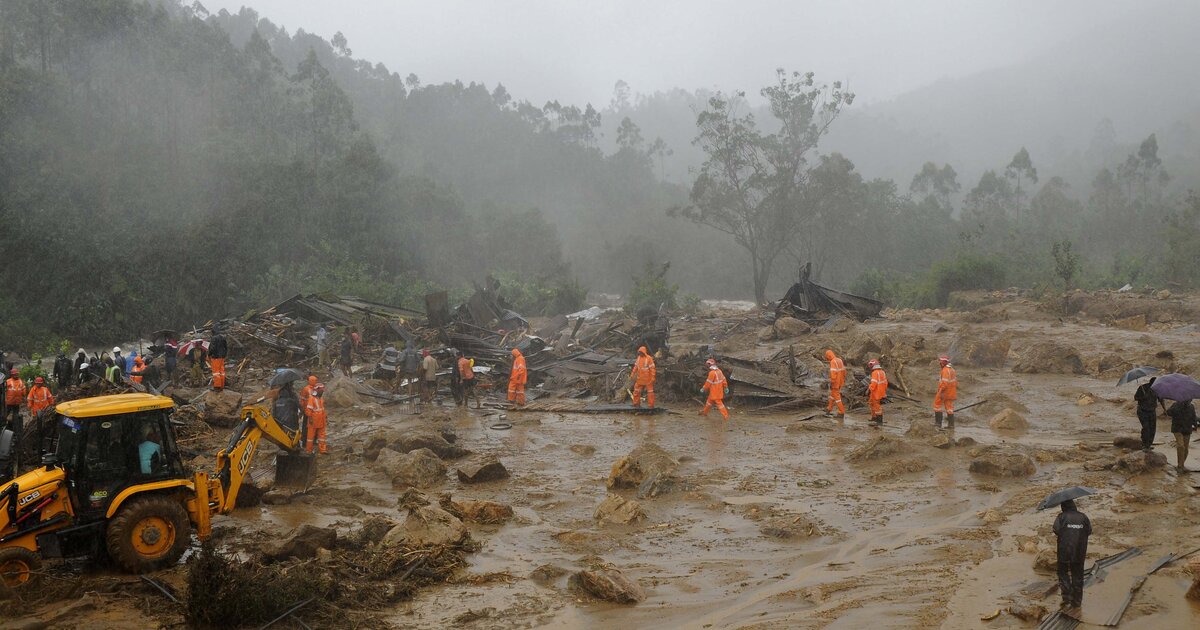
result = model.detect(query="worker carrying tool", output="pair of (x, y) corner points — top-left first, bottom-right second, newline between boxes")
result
(208, 327), (228, 390)
(933, 355), (957, 429)
(26, 377), (54, 415)
(867, 359), (888, 426)
(508, 348), (527, 407)
(700, 358), (729, 420)
(824, 349), (845, 419)
(304, 383), (328, 454)
(631, 346), (657, 408)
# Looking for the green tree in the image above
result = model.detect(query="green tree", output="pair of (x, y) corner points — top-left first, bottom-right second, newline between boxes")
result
(1051, 240), (1080, 291)
(909, 161), (960, 208)
(673, 69), (853, 303)
(1004, 147), (1038, 207)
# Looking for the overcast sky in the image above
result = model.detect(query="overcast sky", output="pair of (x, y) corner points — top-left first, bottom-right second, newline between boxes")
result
(202, 0), (1144, 107)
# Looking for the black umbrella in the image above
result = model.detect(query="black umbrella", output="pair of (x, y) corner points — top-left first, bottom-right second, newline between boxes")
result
(1037, 486), (1098, 511)
(268, 368), (306, 388)
(1116, 366), (1161, 386)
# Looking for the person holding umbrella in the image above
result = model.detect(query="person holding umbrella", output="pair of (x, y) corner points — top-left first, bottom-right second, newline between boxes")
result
(1133, 376), (1160, 452)
(1166, 398), (1197, 473)
(1053, 499), (1092, 617)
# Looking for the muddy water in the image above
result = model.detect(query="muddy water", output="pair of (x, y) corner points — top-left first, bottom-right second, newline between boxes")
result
(204, 311), (1200, 629)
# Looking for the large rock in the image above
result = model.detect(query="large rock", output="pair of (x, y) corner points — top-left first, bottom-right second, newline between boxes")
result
(1113, 436), (1143, 450)
(948, 333), (1010, 368)
(1115, 449), (1167, 474)
(969, 449), (1036, 477)
(441, 495), (514, 524)
(392, 431), (472, 460)
(383, 504), (468, 547)
(325, 375), (362, 408)
(773, 317), (811, 338)
(845, 435), (908, 463)
(456, 458), (510, 484)
(1186, 557), (1200, 601)
(376, 448), (447, 488)
(569, 569), (646, 604)
(594, 494), (646, 525)
(201, 389), (243, 427)
(608, 443), (678, 489)
(988, 408), (1029, 431)
(263, 524), (337, 562)
(1012, 342), (1086, 375)
(904, 420), (938, 438)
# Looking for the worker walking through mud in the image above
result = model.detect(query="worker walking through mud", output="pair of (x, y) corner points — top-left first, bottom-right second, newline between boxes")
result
(824, 349), (845, 420)
(208, 328), (228, 389)
(1134, 376), (1159, 451)
(299, 375), (318, 449)
(421, 350), (438, 407)
(701, 358), (729, 420)
(508, 348), (527, 407)
(304, 383), (328, 454)
(1053, 499), (1091, 618)
(1166, 398), (1197, 472)
(867, 359), (888, 427)
(458, 352), (480, 409)
(631, 346), (656, 408)
(933, 355), (956, 429)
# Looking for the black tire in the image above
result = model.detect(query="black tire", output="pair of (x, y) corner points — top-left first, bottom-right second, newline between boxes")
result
(0, 547), (42, 590)
(105, 495), (190, 574)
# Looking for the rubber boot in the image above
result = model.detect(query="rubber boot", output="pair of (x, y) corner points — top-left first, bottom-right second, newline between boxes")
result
(946, 414), (955, 429)
(934, 412), (943, 429)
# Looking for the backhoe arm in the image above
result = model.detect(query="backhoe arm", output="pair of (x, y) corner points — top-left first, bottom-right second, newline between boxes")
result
(212, 402), (304, 513)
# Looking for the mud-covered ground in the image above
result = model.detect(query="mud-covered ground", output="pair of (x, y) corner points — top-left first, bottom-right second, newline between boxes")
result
(7, 291), (1200, 629)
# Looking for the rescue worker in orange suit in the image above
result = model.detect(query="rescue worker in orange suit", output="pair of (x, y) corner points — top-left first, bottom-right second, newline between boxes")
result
(299, 375), (318, 449)
(508, 348), (527, 407)
(867, 359), (888, 426)
(631, 346), (657, 408)
(26, 377), (55, 415)
(130, 356), (146, 385)
(3, 368), (26, 433)
(304, 383), (328, 454)
(208, 328), (228, 390)
(933, 355), (958, 429)
(824, 349), (846, 419)
(701, 358), (729, 420)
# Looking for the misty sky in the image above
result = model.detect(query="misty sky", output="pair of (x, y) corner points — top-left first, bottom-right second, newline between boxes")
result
(203, 0), (1145, 107)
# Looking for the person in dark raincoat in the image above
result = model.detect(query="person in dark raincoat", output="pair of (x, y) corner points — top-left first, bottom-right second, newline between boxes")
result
(1053, 499), (1091, 617)
(1133, 376), (1159, 451)
(1166, 398), (1197, 473)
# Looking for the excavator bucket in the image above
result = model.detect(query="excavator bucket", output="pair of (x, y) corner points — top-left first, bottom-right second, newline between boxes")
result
(275, 452), (317, 489)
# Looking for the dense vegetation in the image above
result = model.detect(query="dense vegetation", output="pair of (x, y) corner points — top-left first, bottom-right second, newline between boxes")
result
(1, 0), (1197, 353)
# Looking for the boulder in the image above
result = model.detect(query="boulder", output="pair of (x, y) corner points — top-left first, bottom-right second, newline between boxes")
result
(1186, 557), (1200, 601)
(362, 436), (388, 462)
(956, 436), (978, 448)
(261, 491), (292, 506)
(1113, 314), (1148, 331)
(929, 433), (954, 449)
(786, 420), (835, 433)
(760, 513), (821, 539)
(392, 431), (472, 460)
(608, 443), (678, 489)
(569, 569), (646, 604)
(325, 375), (362, 408)
(637, 473), (688, 499)
(594, 494), (646, 525)
(1011, 342), (1086, 375)
(845, 435), (908, 463)
(773, 317), (811, 338)
(383, 504), (468, 547)
(988, 409), (1029, 431)
(456, 458), (510, 484)
(530, 564), (570, 585)
(1115, 449), (1167, 474)
(1033, 549), (1057, 573)
(263, 524), (337, 562)
(948, 333), (1010, 368)
(354, 514), (399, 546)
(446, 498), (514, 524)
(201, 389), (244, 428)
(1113, 436), (1143, 450)
(905, 420), (939, 438)
(375, 448), (447, 489)
(569, 444), (597, 457)
(969, 450), (1036, 477)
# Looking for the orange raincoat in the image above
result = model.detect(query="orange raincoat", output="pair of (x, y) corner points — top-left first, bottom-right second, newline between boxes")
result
(631, 346), (656, 408)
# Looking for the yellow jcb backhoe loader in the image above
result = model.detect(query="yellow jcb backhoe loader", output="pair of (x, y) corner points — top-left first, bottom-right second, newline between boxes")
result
(0, 393), (314, 588)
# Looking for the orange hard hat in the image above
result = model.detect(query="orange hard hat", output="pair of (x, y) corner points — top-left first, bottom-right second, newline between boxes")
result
(825, 349), (835, 360)
(638, 346), (648, 355)
(938, 355), (950, 364)
(308, 375), (318, 385)
(35, 376), (44, 384)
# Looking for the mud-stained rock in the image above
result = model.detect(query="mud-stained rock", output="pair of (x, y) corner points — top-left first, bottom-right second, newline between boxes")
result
(363, 436), (388, 462)
(978, 508), (1006, 525)
(1115, 449), (1167, 474)
(866, 458), (930, 482)
(569, 569), (646, 604)
(905, 420), (938, 438)
(845, 435), (908, 462)
(392, 431), (472, 459)
(201, 388), (244, 427)
(456, 458), (510, 484)
(594, 494), (646, 525)
(352, 514), (399, 546)
(261, 491), (292, 506)
(760, 513), (821, 539)
(569, 444), (596, 456)
(1012, 342), (1086, 375)
(1113, 314), (1148, 331)
(263, 524), (337, 562)
(608, 443), (678, 489)
(772, 317), (811, 338)
(1186, 557), (1200, 600)
(988, 408), (1029, 431)
(1033, 549), (1057, 573)
(948, 332), (1010, 368)
(376, 447), (447, 488)
(1008, 599), (1048, 622)
(325, 375), (362, 408)
(530, 564), (570, 585)
(787, 420), (835, 433)
(552, 530), (610, 550)
(1092, 353), (1133, 378)
(1113, 436), (1143, 450)
(637, 473), (689, 499)
(929, 433), (954, 449)
(956, 436), (978, 448)
(440, 495), (514, 524)
(384, 504), (468, 547)
(969, 449), (1036, 477)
